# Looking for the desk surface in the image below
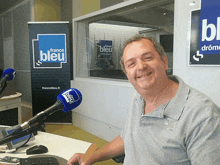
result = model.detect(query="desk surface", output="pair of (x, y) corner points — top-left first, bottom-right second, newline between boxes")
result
(0, 131), (94, 164)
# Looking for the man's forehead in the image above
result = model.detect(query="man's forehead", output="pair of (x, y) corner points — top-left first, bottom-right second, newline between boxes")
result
(123, 39), (155, 55)
(126, 39), (153, 49)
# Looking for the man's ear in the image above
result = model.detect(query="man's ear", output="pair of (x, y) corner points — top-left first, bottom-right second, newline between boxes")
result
(162, 55), (168, 71)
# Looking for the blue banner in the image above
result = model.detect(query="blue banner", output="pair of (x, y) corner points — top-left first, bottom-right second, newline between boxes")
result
(199, 0), (220, 54)
(29, 22), (71, 123)
(190, 0), (220, 65)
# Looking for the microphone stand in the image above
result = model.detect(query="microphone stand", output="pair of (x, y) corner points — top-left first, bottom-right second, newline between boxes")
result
(0, 122), (45, 146)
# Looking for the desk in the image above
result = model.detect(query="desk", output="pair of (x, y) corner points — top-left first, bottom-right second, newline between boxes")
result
(0, 93), (22, 124)
(0, 131), (96, 164)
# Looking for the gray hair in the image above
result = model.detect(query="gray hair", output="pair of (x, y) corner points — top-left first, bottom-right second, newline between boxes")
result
(120, 34), (166, 73)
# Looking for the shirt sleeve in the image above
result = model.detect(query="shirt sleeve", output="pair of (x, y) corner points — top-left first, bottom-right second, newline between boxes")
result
(186, 116), (220, 165)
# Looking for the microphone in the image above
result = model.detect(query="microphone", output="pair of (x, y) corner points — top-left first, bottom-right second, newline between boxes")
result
(0, 68), (16, 88)
(12, 88), (82, 134)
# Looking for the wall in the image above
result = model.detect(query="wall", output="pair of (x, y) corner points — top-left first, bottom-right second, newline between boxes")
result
(100, 0), (123, 9)
(60, 0), (72, 22)
(82, 0), (99, 15)
(72, 0), (82, 18)
(71, 79), (135, 141)
(72, 0), (100, 18)
(72, 0), (128, 19)
(34, 0), (61, 21)
(0, 0), (33, 122)
(173, 0), (220, 107)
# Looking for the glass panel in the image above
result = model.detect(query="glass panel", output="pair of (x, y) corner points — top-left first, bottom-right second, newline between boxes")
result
(75, 0), (174, 80)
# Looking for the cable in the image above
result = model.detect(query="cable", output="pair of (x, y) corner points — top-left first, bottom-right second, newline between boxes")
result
(15, 133), (32, 150)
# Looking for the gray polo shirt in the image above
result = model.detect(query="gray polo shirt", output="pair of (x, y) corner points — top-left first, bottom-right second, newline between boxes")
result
(121, 76), (220, 164)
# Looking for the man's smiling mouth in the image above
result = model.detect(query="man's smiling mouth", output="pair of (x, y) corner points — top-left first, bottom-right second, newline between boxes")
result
(137, 72), (152, 78)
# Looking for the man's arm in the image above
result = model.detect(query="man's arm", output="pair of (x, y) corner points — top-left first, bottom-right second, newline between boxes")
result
(67, 135), (124, 165)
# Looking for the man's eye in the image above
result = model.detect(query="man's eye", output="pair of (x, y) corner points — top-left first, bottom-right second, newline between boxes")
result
(127, 62), (135, 68)
(144, 56), (152, 60)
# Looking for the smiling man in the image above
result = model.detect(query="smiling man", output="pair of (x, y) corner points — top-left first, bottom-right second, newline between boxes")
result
(122, 36), (179, 114)
(68, 35), (220, 165)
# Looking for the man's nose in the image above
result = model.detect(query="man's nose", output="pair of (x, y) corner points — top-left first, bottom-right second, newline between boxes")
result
(137, 60), (146, 70)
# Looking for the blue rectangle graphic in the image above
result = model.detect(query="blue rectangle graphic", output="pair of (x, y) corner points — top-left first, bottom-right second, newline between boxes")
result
(38, 34), (66, 63)
(199, 0), (220, 54)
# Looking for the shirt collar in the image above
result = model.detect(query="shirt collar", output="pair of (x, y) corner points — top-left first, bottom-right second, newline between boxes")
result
(163, 75), (190, 120)
(135, 75), (190, 121)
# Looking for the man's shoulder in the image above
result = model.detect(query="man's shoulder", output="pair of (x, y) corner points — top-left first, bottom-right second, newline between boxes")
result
(187, 86), (216, 108)
(183, 87), (220, 123)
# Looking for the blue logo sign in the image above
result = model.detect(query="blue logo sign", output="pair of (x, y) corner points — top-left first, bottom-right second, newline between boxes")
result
(97, 40), (112, 59)
(190, 0), (220, 65)
(32, 34), (67, 68)
(199, 0), (220, 55)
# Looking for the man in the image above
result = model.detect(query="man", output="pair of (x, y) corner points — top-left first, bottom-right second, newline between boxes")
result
(68, 35), (220, 165)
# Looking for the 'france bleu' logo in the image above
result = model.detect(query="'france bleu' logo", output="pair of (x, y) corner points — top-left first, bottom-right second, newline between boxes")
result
(32, 34), (67, 68)
(199, 0), (220, 55)
(97, 40), (112, 59)
(190, 0), (220, 65)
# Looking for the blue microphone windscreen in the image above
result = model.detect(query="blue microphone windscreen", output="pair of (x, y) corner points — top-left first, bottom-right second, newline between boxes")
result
(57, 88), (82, 112)
(2, 68), (16, 81)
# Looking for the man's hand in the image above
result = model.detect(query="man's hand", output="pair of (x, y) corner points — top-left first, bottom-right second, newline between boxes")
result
(68, 136), (124, 165)
(67, 153), (93, 165)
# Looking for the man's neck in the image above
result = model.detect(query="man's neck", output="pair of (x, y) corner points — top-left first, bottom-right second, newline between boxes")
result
(140, 78), (179, 114)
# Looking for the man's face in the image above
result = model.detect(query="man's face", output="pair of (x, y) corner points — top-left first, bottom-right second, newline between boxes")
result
(123, 39), (168, 92)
